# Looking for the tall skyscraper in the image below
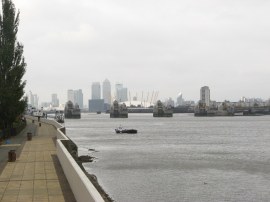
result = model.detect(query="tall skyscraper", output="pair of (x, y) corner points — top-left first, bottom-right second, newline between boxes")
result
(33, 94), (39, 109)
(176, 92), (184, 106)
(115, 83), (123, 91)
(51, 94), (59, 107)
(200, 86), (210, 107)
(28, 91), (34, 107)
(92, 82), (101, 99)
(74, 89), (83, 109)
(115, 83), (128, 102)
(28, 91), (38, 108)
(103, 79), (111, 104)
(67, 89), (74, 103)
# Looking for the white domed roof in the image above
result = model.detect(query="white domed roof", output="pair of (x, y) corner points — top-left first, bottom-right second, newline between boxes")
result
(120, 100), (153, 107)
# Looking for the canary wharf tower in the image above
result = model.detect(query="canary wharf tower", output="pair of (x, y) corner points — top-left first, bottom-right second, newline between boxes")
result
(103, 79), (111, 105)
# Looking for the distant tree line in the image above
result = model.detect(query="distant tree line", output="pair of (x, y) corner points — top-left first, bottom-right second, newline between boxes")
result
(0, 0), (27, 133)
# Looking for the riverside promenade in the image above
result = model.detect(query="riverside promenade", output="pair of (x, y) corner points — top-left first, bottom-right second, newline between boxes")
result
(0, 120), (76, 202)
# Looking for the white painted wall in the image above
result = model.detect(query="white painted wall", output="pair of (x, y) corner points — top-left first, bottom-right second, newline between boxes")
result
(57, 140), (104, 202)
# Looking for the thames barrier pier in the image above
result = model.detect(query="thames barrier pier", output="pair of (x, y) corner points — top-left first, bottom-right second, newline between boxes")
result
(0, 116), (104, 202)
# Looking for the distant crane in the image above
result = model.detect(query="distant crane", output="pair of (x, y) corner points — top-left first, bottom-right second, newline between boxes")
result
(146, 92), (149, 107)
(153, 91), (159, 103)
(141, 92), (143, 106)
(129, 91), (131, 106)
(150, 91), (154, 105)
(110, 93), (115, 103)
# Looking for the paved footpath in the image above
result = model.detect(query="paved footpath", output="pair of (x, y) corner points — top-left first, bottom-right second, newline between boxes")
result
(0, 120), (76, 202)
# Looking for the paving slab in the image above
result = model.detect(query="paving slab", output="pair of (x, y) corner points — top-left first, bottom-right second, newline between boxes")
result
(0, 119), (76, 202)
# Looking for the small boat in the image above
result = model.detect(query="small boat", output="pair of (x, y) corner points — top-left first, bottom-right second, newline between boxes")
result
(115, 126), (137, 134)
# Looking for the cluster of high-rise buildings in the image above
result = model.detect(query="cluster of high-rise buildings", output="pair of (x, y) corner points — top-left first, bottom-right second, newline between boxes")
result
(28, 83), (269, 112)
(89, 79), (110, 112)
(28, 91), (60, 109)
(89, 79), (128, 112)
(67, 89), (83, 109)
(28, 91), (39, 109)
(27, 79), (128, 111)
(90, 79), (128, 103)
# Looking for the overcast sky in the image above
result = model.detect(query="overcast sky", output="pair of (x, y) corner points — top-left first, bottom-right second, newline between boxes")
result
(8, 0), (270, 104)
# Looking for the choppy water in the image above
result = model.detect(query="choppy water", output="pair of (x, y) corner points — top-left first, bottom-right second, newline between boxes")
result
(65, 113), (270, 202)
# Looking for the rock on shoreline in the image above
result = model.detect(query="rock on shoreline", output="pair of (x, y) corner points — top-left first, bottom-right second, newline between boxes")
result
(78, 155), (95, 162)
(76, 155), (114, 202)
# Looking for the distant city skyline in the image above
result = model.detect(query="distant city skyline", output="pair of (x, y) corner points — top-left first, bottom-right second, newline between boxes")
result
(17, 1), (270, 105)
(26, 81), (270, 107)
(28, 83), (270, 109)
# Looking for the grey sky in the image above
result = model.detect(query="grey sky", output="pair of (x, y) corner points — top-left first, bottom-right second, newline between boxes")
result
(10, 0), (270, 104)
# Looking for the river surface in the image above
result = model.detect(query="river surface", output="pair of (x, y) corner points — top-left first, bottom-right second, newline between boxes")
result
(65, 113), (270, 202)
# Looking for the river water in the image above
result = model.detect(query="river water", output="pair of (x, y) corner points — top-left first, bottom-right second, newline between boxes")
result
(65, 113), (270, 202)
